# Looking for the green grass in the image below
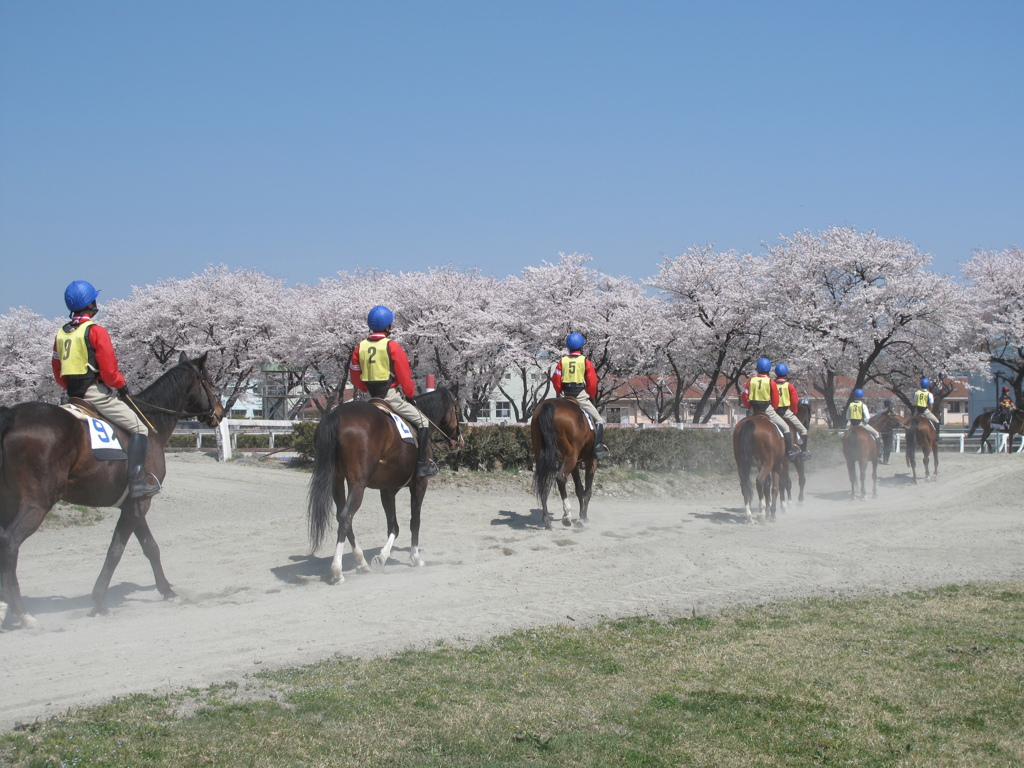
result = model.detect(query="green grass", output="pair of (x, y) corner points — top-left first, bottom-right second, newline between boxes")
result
(39, 503), (107, 529)
(4, 583), (1023, 767)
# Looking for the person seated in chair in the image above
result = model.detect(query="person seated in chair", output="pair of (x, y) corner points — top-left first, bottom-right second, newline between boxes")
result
(551, 333), (611, 459)
(349, 305), (438, 477)
(52, 280), (161, 498)
(741, 357), (800, 460)
(847, 389), (883, 459)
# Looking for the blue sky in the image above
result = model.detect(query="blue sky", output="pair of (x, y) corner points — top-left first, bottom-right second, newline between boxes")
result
(2, 1), (1022, 316)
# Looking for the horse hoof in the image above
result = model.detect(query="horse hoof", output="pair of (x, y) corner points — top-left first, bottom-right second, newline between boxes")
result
(371, 555), (387, 570)
(89, 605), (110, 617)
(328, 568), (344, 585)
(410, 557), (426, 568)
(574, 519), (586, 529)
(562, 517), (573, 527)
(355, 564), (371, 574)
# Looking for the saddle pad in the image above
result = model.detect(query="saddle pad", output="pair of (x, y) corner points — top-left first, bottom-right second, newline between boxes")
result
(582, 411), (595, 431)
(61, 404), (127, 460)
(87, 417), (128, 460)
(372, 403), (417, 445)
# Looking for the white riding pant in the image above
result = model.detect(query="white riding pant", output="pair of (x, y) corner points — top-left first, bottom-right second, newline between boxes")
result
(779, 408), (807, 437)
(566, 390), (606, 426)
(755, 405), (789, 434)
(382, 387), (430, 429)
(82, 382), (149, 435)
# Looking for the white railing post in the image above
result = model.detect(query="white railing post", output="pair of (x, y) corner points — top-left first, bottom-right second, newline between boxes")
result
(959, 433), (964, 453)
(219, 419), (232, 462)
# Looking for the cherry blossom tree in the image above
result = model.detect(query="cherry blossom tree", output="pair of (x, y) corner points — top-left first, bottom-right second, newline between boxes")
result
(0, 307), (63, 405)
(962, 246), (1024, 402)
(103, 266), (287, 411)
(764, 227), (982, 426)
(648, 245), (772, 423)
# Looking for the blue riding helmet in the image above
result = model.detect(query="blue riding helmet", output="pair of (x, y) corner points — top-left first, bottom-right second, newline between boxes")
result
(64, 280), (99, 312)
(853, 388), (865, 399)
(367, 305), (394, 332)
(920, 377), (930, 389)
(884, 399), (892, 408)
(756, 357), (771, 374)
(566, 332), (586, 351)
(775, 362), (789, 378)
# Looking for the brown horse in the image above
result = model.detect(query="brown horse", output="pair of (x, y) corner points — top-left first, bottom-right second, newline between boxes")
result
(531, 398), (598, 529)
(967, 408), (1024, 453)
(733, 413), (787, 523)
(307, 388), (462, 584)
(842, 425), (878, 500)
(0, 353), (223, 629)
(905, 415), (939, 483)
(869, 409), (907, 465)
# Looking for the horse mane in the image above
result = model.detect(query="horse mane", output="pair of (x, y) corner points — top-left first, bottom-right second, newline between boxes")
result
(136, 362), (194, 414)
(411, 387), (456, 426)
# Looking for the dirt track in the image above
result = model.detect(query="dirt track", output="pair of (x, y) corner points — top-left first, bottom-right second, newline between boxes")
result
(2, 450), (1022, 729)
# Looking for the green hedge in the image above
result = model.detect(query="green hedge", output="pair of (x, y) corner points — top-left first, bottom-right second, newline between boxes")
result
(172, 421), (845, 472)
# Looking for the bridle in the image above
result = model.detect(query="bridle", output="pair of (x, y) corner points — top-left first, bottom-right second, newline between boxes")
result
(131, 360), (222, 426)
(423, 392), (463, 449)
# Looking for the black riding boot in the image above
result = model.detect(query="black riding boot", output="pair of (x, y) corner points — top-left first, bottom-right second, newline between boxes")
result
(594, 423), (611, 459)
(784, 431), (799, 459)
(799, 431), (812, 460)
(416, 427), (438, 477)
(128, 434), (161, 498)
(875, 437), (884, 460)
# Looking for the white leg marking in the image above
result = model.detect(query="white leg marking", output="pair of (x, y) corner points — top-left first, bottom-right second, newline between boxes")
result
(0, 601), (7, 628)
(372, 533), (397, 570)
(330, 540), (345, 584)
(351, 533), (370, 573)
(409, 546), (425, 568)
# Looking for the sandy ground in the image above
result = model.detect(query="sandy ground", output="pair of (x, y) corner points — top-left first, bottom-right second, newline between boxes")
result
(2, 450), (1022, 729)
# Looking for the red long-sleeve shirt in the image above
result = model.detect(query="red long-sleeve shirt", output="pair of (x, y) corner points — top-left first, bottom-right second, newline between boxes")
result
(740, 375), (780, 410)
(51, 316), (127, 391)
(551, 352), (598, 398)
(775, 379), (800, 410)
(349, 333), (417, 398)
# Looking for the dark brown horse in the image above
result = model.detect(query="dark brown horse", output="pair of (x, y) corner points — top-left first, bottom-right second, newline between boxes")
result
(733, 413), (787, 523)
(842, 425), (878, 500)
(531, 397), (598, 529)
(967, 408), (1024, 453)
(307, 388), (462, 584)
(780, 400), (811, 505)
(869, 409), (907, 465)
(0, 352), (223, 629)
(905, 415), (939, 483)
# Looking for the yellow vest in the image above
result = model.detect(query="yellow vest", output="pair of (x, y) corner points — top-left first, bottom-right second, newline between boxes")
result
(848, 401), (864, 421)
(914, 389), (929, 408)
(777, 381), (791, 408)
(748, 375), (771, 402)
(358, 338), (392, 382)
(561, 355), (585, 384)
(54, 320), (97, 377)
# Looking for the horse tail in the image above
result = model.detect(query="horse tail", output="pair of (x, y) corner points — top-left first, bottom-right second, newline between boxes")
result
(966, 412), (984, 438)
(0, 406), (14, 469)
(532, 400), (561, 503)
(905, 419), (918, 466)
(306, 410), (340, 553)
(737, 418), (756, 501)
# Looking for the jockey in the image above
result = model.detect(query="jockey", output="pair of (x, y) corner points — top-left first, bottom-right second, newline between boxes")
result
(349, 305), (438, 477)
(551, 333), (610, 458)
(773, 362), (811, 460)
(741, 357), (800, 459)
(993, 386), (1016, 429)
(52, 280), (160, 498)
(846, 388), (882, 458)
(913, 377), (942, 437)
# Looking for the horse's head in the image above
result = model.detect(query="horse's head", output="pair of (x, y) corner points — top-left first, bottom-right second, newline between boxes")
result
(439, 389), (464, 450)
(178, 351), (224, 427)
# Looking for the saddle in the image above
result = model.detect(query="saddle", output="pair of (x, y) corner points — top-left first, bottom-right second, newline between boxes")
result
(61, 397), (101, 421)
(60, 400), (128, 461)
(562, 397), (595, 431)
(369, 399), (417, 445)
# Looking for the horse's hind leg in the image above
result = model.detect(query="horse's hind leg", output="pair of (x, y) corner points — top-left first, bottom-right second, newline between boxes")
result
(331, 481), (366, 584)
(92, 502), (145, 616)
(565, 466), (585, 527)
(372, 489), (401, 569)
(871, 460), (878, 499)
(556, 476), (572, 528)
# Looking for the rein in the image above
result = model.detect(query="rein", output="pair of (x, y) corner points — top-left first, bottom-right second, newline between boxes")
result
(130, 362), (219, 422)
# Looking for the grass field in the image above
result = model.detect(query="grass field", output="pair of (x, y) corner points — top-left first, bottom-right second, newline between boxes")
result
(3, 582), (1022, 767)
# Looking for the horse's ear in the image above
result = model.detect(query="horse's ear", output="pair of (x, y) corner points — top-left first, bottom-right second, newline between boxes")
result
(195, 351), (209, 368)
(178, 351), (188, 363)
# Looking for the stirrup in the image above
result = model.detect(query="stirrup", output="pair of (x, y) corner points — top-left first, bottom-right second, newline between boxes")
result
(416, 460), (439, 478)
(129, 473), (162, 499)
(594, 444), (611, 459)
(800, 450), (812, 461)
